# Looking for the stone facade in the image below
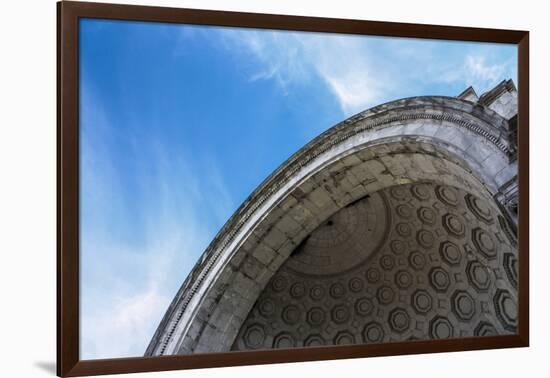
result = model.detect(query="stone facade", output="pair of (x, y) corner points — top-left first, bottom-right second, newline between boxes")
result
(145, 81), (518, 356)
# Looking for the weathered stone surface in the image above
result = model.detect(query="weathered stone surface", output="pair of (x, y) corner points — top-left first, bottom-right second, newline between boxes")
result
(231, 183), (517, 351)
(146, 82), (518, 357)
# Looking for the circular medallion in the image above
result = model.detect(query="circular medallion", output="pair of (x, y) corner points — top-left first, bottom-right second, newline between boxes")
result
(390, 239), (407, 254)
(408, 250), (426, 270)
(362, 322), (385, 343)
(396, 222), (412, 237)
(436, 186), (459, 206)
(395, 270), (413, 289)
(310, 285), (325, 301)
(417, 229), (435, 248)
(355, 297), (375, 316)
(443, 213), (465, 237)
(366, 267), (381, 283)
(396, 204), (413, 219)
(290, 282), (306, 298)
(306, 307), (326, 327)
(331, 305), (351, 324)
(411, 183), (431, 200)
(282, 305), (301, 325)
(330, 282), (346, 298)
(418, 207), (436, 225)
(348, 277), (365, 292)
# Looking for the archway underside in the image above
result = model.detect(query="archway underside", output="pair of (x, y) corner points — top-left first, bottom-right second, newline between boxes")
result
(163, 138), (517, 355)
(231, 182), (518, 351)
(144, 93), (519, 357)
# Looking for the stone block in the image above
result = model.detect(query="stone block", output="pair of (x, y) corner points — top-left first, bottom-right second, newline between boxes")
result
(241, 254), (266, 280)
(275, 215), (303, 239)
(277, 194), (298, 212)
(239, 232), (260, 254)
(251, 243), (276, 266)
(178, 335), (197, 353)
(308, 186), (337, 210)
(349, 162), (376, 184)
(275, 238), (297, 257)
(344, 169), (361, 187)
(494, 162), (518, 187)
(412, 154), (438, 174)
(286, 203), (315, 226)
(261, 226), (289, 251)
(340, 153), (363, 167)
(327, 160), (348, 175)
(362, 159), (386, 177)
(300, 197), (322, 217)
(380, 155), (407, 176)
(296, 179), (317, 195)
(230, 271), (261, 300)
(194, 324), (223, 353)
(266, 251), (288, 273)
(465, 139), (493, 163)
(229, 248), (248, 269)
(348, 184), (369, 200)
(356, 148), (376, 161)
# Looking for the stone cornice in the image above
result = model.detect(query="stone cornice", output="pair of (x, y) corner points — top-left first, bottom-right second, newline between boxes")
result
(478, 79), (517, 107)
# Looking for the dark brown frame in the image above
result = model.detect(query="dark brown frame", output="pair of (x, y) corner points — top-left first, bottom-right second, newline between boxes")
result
(57, 1), (529, 376)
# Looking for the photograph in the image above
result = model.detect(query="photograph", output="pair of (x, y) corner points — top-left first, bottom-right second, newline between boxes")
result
(9, 0), (550, 378)
(77, 17), (520, 360)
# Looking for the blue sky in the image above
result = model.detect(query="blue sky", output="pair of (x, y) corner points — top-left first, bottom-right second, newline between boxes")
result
(79, 18), (517, 359)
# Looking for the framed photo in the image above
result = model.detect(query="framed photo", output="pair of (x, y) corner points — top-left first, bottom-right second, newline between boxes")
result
(57, 1), (529, 376)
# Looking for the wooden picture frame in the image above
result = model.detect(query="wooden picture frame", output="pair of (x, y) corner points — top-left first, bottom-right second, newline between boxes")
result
(57, 1), (529, 376)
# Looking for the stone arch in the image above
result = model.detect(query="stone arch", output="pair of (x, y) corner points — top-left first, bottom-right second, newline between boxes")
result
(145, 95), (517, 356)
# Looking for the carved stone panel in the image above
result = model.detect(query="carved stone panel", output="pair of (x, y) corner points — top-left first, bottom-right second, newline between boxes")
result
(231, 183), (517, 351)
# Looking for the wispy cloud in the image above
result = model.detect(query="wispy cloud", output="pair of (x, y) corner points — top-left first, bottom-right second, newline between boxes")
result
(308, 36), (386, 115)
(465, 55), (508, 83)
(80, 90), (234, 359)
(433, 53), (516, 94)
(217, 30), (387, 115)
(463, 54), (515, 91)
(217, 30), (312, 93)
(80, 228), (201, 359)
(214, 29), (516, 115)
